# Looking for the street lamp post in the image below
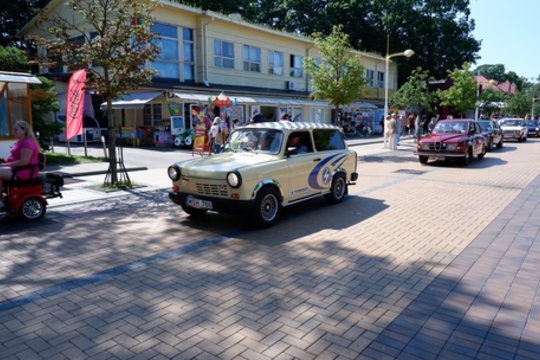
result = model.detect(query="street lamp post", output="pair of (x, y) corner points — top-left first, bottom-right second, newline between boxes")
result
(383, 48), (414, 121)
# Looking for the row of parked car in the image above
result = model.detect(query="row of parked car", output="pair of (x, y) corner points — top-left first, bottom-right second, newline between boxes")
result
(414, 118), (535, 165)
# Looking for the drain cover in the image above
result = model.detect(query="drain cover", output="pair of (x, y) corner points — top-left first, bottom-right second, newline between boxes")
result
(393, 169), (427, 175)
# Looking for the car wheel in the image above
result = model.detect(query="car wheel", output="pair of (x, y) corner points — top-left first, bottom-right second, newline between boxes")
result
(478, 144), (486, 159)
(325, 173), (347, 204)
(419, 156), (429, 165)
(461, 148), (473, 165)
(18, 197), (46, 221)
(181, 204), (207, 217)
(252, 187), (281, 227)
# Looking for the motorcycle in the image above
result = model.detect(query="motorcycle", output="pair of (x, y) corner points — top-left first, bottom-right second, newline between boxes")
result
(1, 154), (63, 221)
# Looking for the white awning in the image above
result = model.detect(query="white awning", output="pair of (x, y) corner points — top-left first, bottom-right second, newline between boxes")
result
(170, 92), (329, 107)
(171, 92), (257, 104)
(0, 71), (42, 84)
(100, 92), (163, 110)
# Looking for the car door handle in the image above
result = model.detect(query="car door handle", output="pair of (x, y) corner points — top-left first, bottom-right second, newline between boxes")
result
(313, 158), (321, 162)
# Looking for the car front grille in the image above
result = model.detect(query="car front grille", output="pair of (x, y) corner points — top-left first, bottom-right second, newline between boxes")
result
(195, 183), (229, 197)
(424, 142), (447, 151)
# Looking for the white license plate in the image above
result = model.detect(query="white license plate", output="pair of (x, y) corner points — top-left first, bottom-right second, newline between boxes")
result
(186, 195), (213, 210)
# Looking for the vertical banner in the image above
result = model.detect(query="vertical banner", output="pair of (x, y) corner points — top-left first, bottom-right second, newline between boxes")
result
(65, 69), (87, 140)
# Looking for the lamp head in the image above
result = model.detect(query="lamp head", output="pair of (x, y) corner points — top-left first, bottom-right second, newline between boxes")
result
(403, 49), (415, 58)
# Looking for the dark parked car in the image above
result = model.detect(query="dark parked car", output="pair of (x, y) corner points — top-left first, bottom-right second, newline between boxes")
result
(414, 119), (487, 165)
(479, 120), (504, 150)
(525, 120), (540, 137)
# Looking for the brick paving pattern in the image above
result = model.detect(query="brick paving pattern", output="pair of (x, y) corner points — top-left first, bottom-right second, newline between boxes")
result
(0, 140), (539, 359)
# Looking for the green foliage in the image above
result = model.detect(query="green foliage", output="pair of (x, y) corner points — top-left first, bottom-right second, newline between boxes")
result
(44, 151), (106, 166)
(438, 63), (477, 117)
(0, 0), (48, 48)
(478, 88), (506, 117)
(31, 76), (61, 150)
(304, 25), (366, 121)
(0, 45), (29, 72)
(30, 0), (160, 185)
(504, 91), (531, 117)
(391, 67), (434, 112)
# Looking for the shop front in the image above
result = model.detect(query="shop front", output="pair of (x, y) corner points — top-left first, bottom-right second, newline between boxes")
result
(104, 90), (332, 148)
(340, 102), (379, 135)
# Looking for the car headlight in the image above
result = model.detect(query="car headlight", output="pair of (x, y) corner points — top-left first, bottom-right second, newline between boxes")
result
(226, 171), (242, 188)
(168, 165), (181, 181)
(446, 144), (457, 151)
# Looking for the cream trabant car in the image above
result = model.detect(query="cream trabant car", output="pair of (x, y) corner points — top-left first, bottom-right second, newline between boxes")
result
(167, 122), (358, 227)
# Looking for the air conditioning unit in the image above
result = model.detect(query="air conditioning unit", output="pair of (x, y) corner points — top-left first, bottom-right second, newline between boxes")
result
(286, 80), (296, 90)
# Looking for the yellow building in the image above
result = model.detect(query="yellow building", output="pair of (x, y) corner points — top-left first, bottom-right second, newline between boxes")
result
(20, 0), (400, 145)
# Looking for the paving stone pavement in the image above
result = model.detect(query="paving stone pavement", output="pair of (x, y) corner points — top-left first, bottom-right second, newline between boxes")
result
(0, 139), (539, 359)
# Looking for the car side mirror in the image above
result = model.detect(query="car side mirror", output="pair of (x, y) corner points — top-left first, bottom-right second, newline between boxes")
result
(286, 146), (298, 156)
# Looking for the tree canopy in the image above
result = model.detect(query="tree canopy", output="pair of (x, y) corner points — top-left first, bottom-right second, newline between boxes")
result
(438, 63), (477, 117)
(304, 25), (366, 122)
(30, 0), (160, 185)
(391, 67), (434, 113)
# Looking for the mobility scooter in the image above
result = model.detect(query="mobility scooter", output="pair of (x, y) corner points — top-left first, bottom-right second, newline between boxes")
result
(1, 153), (63, 221)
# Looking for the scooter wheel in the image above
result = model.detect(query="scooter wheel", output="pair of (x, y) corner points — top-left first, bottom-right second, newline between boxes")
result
(19, 197), (46, 221)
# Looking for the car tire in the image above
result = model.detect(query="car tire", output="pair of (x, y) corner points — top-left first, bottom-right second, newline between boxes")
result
(419, 156), (429, 165)
(181, 204), (207, 217)
(325, 173), (347, 204)
(252, 187), (281, 227)
(461, 148), (473, 165)
(18, 197), (46, 221)
(478, 144), (486, 159)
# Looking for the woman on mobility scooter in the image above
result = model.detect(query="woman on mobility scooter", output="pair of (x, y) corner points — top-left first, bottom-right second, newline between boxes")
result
(0, 120), (48, 220)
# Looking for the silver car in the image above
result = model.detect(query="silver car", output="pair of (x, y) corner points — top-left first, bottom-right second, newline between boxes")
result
(498, 118), (528, 142)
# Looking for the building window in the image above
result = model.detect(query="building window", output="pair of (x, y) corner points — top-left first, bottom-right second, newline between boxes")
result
(268, 50), (284, 75)
(377, 71), (385, 89)
(151, 22), (179, 79)
(143, 103), (162, 126)
(290, 54), (303, 78)
(183, 28), (194, 81)
(214, 39), (234, 69)
(366, 69), (374, 87)
(243, 45), (261, 72)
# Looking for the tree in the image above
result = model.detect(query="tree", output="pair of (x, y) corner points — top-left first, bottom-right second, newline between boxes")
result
(438, 63), (477, 117)
(0, 45), (29, 72)
(0, 0), (48, 48)
(30, 0), (159, 186)
(30, 76), (61, 149)
(504, 91), (531, 117)
(304, 25), (366, 125)
(391, 67), (434, 113)
(478, 88), (506, 118)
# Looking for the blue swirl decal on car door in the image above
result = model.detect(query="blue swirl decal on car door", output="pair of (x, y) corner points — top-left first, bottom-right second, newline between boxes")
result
(308, 153), (347, 190)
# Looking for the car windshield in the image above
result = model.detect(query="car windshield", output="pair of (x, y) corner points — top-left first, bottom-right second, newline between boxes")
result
(223, 128), (283, 154)
(433, 121), (469, 134)
(479, 121), (493, 131)
(500, 119), (523, 126)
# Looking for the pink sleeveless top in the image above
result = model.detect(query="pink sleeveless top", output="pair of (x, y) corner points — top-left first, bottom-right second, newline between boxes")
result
(8, 137), (40, 180)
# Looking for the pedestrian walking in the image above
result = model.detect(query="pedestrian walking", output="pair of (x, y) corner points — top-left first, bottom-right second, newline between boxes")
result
(388, 114), (398, 150)
(383, 115), (391, 148)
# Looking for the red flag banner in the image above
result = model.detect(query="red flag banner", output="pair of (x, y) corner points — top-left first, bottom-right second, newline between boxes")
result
(65, 69), (87, 140)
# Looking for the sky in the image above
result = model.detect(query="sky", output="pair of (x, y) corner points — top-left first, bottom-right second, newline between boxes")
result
(469, 0), (539, 81)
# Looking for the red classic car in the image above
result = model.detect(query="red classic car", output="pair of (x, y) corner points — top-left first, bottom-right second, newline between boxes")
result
(414, 119), (487, 165)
